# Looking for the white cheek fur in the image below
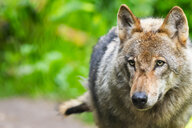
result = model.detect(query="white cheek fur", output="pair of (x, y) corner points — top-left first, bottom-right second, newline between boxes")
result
(154, 64), (168, 76)
(146, 79), (167, 107)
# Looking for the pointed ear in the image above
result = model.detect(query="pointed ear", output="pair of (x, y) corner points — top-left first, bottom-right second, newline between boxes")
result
(159, 6), (189, 46)
(117, 4), (142, 40)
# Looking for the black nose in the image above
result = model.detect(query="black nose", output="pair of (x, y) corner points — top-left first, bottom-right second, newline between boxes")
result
(132, 92), (148, 109)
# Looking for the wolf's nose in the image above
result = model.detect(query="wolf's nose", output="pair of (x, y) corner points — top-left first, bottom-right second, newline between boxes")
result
(132, 92), (148, 109)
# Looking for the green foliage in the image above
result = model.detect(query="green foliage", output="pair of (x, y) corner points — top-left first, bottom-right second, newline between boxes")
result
(0, 0), (192, 125)
(153, 0), (192, 37)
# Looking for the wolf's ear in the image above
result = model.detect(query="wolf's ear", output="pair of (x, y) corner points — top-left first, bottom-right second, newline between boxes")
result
(160, 6), (189, 46)
(117, 4), (142, 40)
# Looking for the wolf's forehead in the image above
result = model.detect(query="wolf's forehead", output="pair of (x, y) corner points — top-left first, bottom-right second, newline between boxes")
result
(127, 36), (166, 61)
(138, 51), (152, 62)
(124, 18), (173, 57)
(140, 18), (164, 32)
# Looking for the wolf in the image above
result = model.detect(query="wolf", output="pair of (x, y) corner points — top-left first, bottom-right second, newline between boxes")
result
(59, 4), (192, 128)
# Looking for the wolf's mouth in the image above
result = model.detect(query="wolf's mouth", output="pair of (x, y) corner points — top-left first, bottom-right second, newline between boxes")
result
(135, 106), (153, 111)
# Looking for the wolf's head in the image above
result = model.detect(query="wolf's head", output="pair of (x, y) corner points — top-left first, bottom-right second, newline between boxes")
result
(117, 5), (189, 110)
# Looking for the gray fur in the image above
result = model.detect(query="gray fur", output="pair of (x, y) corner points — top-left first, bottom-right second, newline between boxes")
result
(89, 27), (118, 117)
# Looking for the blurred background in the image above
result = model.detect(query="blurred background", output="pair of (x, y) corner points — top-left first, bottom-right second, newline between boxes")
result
(0, 0), (192, 127)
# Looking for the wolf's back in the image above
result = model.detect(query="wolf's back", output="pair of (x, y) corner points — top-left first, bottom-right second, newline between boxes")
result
(89, 27), (117, 85)
(88, 27), (118, 115)
(89, 27), (117, 91)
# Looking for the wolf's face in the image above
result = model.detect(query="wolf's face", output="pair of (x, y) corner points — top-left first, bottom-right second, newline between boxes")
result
(121, 32), (177, 110)
(117, 5), (188, 110)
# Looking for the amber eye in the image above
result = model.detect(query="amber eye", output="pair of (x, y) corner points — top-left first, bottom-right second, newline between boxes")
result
(128, 60), (135, 67)
(156, 60), (165, 67)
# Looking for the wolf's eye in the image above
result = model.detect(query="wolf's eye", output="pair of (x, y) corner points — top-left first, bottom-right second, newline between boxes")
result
(156, 60), (165, 67)
(128, 60), (135, 67)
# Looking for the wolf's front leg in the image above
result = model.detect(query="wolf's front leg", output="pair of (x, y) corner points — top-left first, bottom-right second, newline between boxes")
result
(58, 92), (92, 116)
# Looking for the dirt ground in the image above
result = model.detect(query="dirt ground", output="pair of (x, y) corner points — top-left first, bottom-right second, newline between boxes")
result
(0, 98), (95, 128)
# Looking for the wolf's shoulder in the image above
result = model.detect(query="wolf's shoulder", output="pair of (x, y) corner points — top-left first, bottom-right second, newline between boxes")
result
(89, 27), (118, 86)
